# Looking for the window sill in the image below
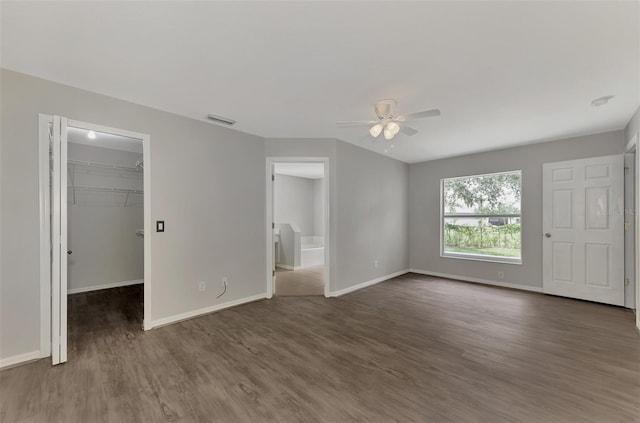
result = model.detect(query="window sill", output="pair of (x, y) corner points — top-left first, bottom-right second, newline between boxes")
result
(441, 252), (522, 265)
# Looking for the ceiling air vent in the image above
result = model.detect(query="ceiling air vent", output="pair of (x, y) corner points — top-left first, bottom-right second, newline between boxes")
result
(207, 114), (236, 125)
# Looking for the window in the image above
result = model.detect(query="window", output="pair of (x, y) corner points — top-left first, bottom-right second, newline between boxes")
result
(441, 171), (522, 264)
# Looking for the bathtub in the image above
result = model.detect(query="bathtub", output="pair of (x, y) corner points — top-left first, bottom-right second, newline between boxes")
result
(301, 236), (324, 268)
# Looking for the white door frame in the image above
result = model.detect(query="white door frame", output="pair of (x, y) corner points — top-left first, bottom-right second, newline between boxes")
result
(265, 157), (330, 298)
(39, 115), (153, 363)
(626, 133), (640, 329)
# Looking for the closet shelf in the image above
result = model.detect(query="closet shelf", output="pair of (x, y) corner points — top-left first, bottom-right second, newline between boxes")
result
(70, 185), (143, 194)
(68, 185), (143, 207)
(68, 160), (142, 173)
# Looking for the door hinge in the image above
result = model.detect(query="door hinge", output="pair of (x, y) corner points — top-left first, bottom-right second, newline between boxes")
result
(272, 270), (276, 277)
(272, 222), (275, 229)
(625, 277), (630, 286)
(625, 221), (630, 231)
(624, 166), (629, 175)
(272, 174), (275, 181)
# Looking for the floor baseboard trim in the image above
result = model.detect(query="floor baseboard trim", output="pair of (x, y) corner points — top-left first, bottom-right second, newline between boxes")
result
(329, 269), (410, 297)
(68, 279), (144, 295)
(408, 269), (543, 293)
(0, 350), (42, 370)
(276, 264), (303, 271)
(150, 294), (267, 329)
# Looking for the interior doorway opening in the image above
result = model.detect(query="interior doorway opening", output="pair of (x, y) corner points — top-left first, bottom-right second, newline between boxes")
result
(40, 115), (151, 365)
(266, 158), (330, 298)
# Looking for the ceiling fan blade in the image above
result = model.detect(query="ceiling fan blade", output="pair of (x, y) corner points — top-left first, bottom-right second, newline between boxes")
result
(397, 109), (441, 121)
(400, 126), (418, 136)
(336, 120), (376, 127)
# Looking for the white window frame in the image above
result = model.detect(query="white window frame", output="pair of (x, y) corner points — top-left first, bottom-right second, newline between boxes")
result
(440, 170), (523, 265)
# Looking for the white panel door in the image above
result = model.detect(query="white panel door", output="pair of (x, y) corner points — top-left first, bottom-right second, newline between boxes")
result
(51, 116), (68, 364)
(543, 155), (624, 305)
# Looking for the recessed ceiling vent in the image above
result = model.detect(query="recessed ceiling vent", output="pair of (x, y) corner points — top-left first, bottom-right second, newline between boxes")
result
(207, 114), (236, 125)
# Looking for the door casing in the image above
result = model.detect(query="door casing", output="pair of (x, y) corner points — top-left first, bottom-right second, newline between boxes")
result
(39, 114), (152, 365)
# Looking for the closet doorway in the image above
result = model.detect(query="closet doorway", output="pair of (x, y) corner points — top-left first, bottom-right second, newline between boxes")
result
(39, 115), (151, 365)
(266, 157), (330, 297)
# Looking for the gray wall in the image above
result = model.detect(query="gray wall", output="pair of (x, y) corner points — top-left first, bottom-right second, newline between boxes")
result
(274, 174), (315, 236)
(67, 144), (144, 292)
(409, 131), (627, 289)
(313, 178), (324, 236)
(265, 138), (410, 293)
(1, 69), (266, 361)
(334, 141), (409, 291)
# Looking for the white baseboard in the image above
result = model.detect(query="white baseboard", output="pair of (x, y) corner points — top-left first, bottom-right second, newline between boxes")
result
(329, 269), (410, 297)
(276, 264), (303, 271)
(68, 279), (144, 295)
(150, 293), (267, 329)
(0, 350), (42, 370)
(408, 269), (543, 293)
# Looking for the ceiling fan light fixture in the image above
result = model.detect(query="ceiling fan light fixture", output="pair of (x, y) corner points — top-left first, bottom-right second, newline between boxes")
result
(386, 122), (400, 136)
(369, 123), (383, 138)
(383, 127), (394, 140)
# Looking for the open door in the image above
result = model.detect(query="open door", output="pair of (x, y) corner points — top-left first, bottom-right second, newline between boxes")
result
(271, 164), (277, 294)
(51, 116), (68, 364)
(543, 154), (624, 306)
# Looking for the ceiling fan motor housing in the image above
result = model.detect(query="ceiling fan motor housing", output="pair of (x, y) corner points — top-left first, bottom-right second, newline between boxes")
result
(375, 99), (398, 120)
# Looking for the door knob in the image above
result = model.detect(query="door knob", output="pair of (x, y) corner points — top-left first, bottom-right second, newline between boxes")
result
(67, 250), (72, 255)
(544, 233), (551, 238)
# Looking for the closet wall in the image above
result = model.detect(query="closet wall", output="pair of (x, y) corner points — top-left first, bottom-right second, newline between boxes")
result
(67, 143), (144, 293)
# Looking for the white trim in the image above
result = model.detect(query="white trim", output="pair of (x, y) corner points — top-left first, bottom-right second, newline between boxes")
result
(0, 350), (42, 370)
(150, 294), (266, 329)
(266, 157), (331, 298)
(60, 117), (68, 363)
(38, 114), (52, 359)
(51, 115), (61, 364)
(628, 132), (640, 329)
(408, 269), (543, 293)
(328, 269), (409, 297)
(68, 279), (144, 295)
(275, 264), (304, 271)
(440, 252), (522, 265)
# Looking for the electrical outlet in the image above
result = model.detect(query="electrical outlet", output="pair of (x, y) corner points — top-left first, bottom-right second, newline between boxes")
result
(374, 259), (379, 269)
(222, 277), (228, 286)
(498, 271), (505, 279)
(198, 281), (206, 291)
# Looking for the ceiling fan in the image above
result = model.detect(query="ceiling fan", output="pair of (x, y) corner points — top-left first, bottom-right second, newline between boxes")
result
(337, 99), (440, 141)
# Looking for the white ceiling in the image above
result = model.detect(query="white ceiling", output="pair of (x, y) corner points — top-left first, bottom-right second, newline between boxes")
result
(2, 1), (638, 163)
(274, 163), (324, 180)
(67, 127), (143, 154)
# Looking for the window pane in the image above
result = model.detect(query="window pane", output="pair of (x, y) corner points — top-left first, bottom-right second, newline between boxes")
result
(443, 172), (521, 214)
(443, 217), (521, 259)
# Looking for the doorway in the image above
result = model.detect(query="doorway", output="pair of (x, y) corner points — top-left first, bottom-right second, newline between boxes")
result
(39, 115), (151, 365)
(266, 158), (330, 297)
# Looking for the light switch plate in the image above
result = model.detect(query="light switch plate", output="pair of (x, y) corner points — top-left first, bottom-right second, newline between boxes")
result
(156, 220), (164, 232)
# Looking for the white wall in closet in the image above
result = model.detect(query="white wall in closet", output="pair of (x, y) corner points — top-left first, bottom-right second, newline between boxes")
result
(67, 143), (144, 293)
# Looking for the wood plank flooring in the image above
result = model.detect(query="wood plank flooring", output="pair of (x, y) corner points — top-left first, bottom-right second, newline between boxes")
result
(275, 265), (325, 296)
(1, 273), (639, 422)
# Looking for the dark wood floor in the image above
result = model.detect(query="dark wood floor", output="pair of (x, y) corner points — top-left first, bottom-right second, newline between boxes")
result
(1, 274), (639, 422)
(275, 265), (325, 296)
